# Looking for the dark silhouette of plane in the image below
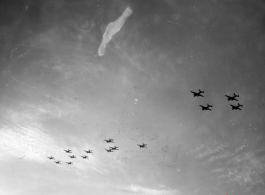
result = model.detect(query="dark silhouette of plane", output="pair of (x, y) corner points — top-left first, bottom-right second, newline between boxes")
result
(225, 93), (239, 101)
(104, 138), (114, 143)
(19, 155), (25, 159)
(55, 161), (61, 164)
(110, 146), (119, 150)
(199, 104), (213, 111)
(81, 155), (89, 159)
(84, 150), (93, 153)
(105, 149), (114, 152)
(64, 149), (72, 153)
(230, 103), (243, 110)
(138, 143), (147, 148)
(66, 162), (73, 165)
(69, 155), (76, 158)
(191, 89), (204, 97)
(47, 156), (54, 160)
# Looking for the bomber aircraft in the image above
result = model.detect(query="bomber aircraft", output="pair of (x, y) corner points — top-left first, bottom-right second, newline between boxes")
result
(110, 146), (119, 150)
(105, 149), (114, 152)
(64, 149), (72, 153)
(138, 143), (147, 148)
(104, 138), (114, 143)
(225, 93), (239, 101)
(230, 103), (243, 110)
(55, 161), (61, 164)
(69, 155), (76, 158)
(199, 104), (213, 111)
(66, 162), (73, 165)
(81, 155), (89, 159)
(191, 89), (204, 97)
(84, 150), (93, 153)
(47, 156), (54, 160)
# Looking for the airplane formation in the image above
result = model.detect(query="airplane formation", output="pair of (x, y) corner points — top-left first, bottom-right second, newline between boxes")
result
(191, 90), (243, 111)
(47, 139), (147, 165)
(46, 90), (244, 165)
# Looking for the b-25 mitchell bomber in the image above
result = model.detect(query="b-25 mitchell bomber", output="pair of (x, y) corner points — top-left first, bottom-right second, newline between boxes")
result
(110, 146), (119, 150)
(105, 149), (114, 152)
(64, 149), (72, 153)
(199, 104), (213, 111)
(191, 89), (204, 97)
(84, 150), (93, 153)
(138, 143), (147, 148)
(55, 161), (61, 164)
(225, 93), (239, 101)
(230, 103), (243, 110)
(81, 155), (89, 159)
(69, 155), (76, 158)
(66, 162), (73, 165)
(104, 138), (114, 143)
(47, 156), (54, 160)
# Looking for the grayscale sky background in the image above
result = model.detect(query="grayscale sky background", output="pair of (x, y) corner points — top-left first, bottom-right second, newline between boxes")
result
(0, 0), (265, 195)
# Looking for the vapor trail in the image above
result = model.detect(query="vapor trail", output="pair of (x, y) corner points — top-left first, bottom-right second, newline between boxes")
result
(98, 7), (133, 56)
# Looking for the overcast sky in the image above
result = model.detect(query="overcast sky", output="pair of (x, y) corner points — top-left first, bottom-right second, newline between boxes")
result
(0, 0), (265, 195)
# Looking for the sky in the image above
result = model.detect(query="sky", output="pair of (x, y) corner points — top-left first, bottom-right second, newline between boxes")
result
(0, 0), (265, 195)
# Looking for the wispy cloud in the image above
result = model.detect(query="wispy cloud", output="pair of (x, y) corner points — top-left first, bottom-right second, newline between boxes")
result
(0, 107), (119, 176)
(194, 142), (229, 160)
(217, 152), (265, 186)
(119, 185), (181, 195)
(0, 109), (61, 162)
(208, 151), (233, 162)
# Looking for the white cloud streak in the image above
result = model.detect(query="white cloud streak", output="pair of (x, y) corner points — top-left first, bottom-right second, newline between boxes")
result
(0, 109), (62, 162)
(119, 185), (181, 195)
(98, 7), (133, 56)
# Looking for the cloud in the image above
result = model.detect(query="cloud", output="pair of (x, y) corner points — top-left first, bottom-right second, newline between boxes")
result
(208, 151), (233, 162)
(98, 7), (133, 56)
(119, 185), (181, 195)
(0, 108), (115, 175)
(0, 109), (61, 162)
(194, 142), (229, 160)
(217, 152), (265, 186)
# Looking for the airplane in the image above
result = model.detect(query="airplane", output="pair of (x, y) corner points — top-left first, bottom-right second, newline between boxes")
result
(69, 155), (76, 158)
(225, 93), (239, 101)
(47, 156), (54, 160)
(104, 138), (114, 143)
(191, 89), (204, 97)
(55, 161), (61, 164)
(110, 146), (119, 150)
(199, 104), (213, 111)
(81, 155), (89, 159)
(138, 143), (147, 148)
(84, 150), (93, 153)
(230, 103), (243, 110)
(105, 149), (114, 152)
(64, 149), (72, 153)
(66, 162), (73, 165)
